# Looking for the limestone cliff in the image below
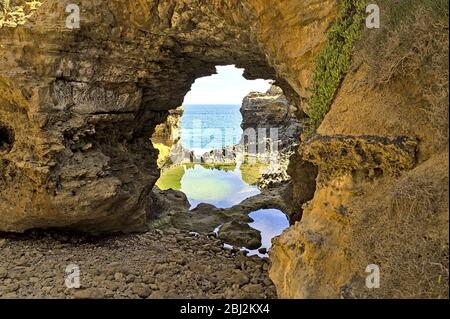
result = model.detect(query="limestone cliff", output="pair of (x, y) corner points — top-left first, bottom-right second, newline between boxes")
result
(269, 0), (449, 299)
(239, 84), (302, 188)
(152, 107), (183, 148)
(240, 84), (302, 150)
(152, 106), (183, 169)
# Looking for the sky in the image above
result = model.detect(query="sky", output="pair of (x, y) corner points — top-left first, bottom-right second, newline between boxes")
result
(183, 65), (272, 105)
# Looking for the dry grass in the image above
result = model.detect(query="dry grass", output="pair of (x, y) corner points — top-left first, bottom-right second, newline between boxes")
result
(359, 3), (448, 87)
(356, 1), (449, 146)
(350, 153), (449, 298)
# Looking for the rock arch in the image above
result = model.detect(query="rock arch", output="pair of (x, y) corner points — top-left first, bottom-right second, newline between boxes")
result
(0, 0), (337, 233)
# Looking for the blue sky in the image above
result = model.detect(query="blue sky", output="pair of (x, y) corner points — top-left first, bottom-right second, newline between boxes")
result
(183, 65), (272, 105)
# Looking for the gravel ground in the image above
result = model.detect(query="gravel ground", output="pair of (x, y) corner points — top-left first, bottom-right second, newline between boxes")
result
(0, 228), (277, 299)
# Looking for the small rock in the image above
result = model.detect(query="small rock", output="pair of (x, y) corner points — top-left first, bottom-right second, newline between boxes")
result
(149, 290), (166, 299)
(105, 281), (120, 291)
(72, 288), (106, 299)
(149, 284), (158, 290)
(81, 143), (93, 151)
(0, 267), (7, 279)
(142, 274), (155, 284)
(263, 278), (273, 286)
(132, 283), (151, 298)
(125, 274), (136, 283)
(233, 272), (250, 287)
(242, 283), (263, 293)
(114, 272), (125, 281)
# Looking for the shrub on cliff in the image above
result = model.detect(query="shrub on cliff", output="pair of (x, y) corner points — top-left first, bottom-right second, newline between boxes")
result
(304, 0), (366, 134)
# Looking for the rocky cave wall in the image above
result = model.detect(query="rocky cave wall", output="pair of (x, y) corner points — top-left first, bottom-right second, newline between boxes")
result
(268, 1), (449, 299)
(0, 0), (337, 233)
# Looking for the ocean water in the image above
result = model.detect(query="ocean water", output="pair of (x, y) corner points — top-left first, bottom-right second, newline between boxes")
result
(181, 104), (243, 153)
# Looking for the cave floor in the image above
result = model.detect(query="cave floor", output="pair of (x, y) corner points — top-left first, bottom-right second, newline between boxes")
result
(0, 228), (277, 299)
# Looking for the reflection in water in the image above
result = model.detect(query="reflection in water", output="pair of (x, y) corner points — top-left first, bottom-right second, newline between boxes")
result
(156, 163), (261, 208)
(156, 164), (290, 258)
(247, 209), (289, 256)
(216, 209), (290, 257)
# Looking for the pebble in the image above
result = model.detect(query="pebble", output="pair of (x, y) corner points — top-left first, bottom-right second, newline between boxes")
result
(0, 267), (7, 279)
(72, 288), (106, 299)
(114, 272), (125, 281)
(258, 248), (267, 255)
(132, 283), (152, 298)
(0, 230), (277, 299)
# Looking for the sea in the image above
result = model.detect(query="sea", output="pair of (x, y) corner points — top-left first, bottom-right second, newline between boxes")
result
(180, 104), (242, 154)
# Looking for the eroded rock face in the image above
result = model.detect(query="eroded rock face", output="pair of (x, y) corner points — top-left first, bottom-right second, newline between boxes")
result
(270, 135), (419, 298)
(269, 2), (449, 298)
(0, 0), (337, 233)
(152, 107), (183, 147)
(302, 135), (418, 183)
(241, 84), (302, 149)
(152, 184), (290, 239)
(239, 85), (303, 189)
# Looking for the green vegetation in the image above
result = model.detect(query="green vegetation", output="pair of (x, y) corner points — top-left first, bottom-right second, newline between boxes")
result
(305, 0), (366, 133)
(305, 0), (448, 135)
(377, 0), (448, 28)
(156, 165), (186, 190)
(240, 162), (269, 185)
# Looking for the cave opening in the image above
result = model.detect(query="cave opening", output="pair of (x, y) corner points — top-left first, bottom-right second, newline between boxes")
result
(0, 123), (14, 153)
(155, 65), (272, 206)
(151, 65), (302, 256)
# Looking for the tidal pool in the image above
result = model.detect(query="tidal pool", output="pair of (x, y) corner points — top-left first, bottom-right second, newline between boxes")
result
(217, 209), (290, 257)
(156, 163), (262, 208)
(156, 163), (290, 257)
(247, 209), (290, 256)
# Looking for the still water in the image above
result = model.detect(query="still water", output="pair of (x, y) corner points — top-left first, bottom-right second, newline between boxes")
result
(156, 163), (261, 209)
(157, 164), (290, 256)
(247, 209), (290, 256)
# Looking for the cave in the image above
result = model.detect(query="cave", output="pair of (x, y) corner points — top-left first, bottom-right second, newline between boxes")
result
(0, 0), (335, 299)
(1, 0), (326, 234)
